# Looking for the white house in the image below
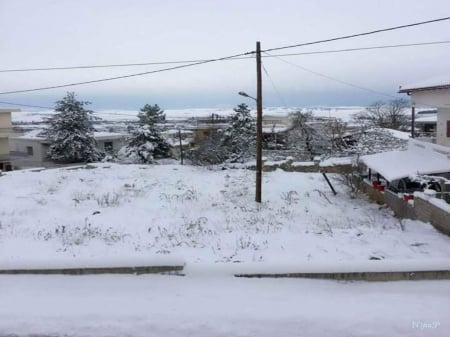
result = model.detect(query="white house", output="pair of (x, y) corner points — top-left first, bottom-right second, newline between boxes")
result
(399, 78), (450, 147)
(10, 130), (126, 168)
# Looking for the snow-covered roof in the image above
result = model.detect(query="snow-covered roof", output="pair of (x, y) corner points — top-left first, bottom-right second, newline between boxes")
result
(262, 124), (290, 133)
(13, 129), (46, 140)
(415, 115), (437, 123)
(361, 140), (450, 181)
(370, 128), (410, 140)
(13, 130), (126, 141)
(93, 132), (126, 140)
(399, 76), (450, 93)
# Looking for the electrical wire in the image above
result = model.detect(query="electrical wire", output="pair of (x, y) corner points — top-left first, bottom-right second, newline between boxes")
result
(262, 64), (289, 107)
(1, 40), (449, 73)
(1, 17), (449, 101)
(1, 16), (449, 95)
(0, 51), (254, 95)
(266, 52), (439, 108)
(265, 52), (399, 99)
(263, 17), (450, 53)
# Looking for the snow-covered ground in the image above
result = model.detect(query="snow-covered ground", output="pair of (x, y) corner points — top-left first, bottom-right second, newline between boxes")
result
(11, 106), (365, 123)
(0, 274), (448, 337)
(1, 163), (450, 268)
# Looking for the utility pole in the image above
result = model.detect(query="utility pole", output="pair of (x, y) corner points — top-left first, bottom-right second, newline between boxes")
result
(411, 104), (415, 138)
(255, 41), (263, 203)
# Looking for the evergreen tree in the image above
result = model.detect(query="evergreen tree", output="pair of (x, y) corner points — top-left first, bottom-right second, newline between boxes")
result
(221, 103), (256, 162)
(123, 104), (171, 163)
(42, 92), (102, 163)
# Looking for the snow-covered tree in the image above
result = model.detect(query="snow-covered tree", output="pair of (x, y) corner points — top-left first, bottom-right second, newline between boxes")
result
(42, 92), (102, 163)
(221, 103), (256, 162)
(286, 111), (330, 160)
(123, 104), (171, 163)
(187, 104), (256, 165)
(354, 99), (410, 130)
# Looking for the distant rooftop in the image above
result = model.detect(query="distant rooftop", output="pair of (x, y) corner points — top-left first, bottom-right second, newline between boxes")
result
(399, 76), (450, 93)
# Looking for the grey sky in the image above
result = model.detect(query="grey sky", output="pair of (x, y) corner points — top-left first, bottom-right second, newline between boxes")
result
(1, 0), (449, 110)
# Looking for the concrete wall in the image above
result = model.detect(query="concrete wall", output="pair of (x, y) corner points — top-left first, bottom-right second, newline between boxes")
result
(361, 179), (450, 236)
(0, 111), (12, 130)
(0, 138), (9, 157)
(415, 195), (450, 236)
(436, 108), (450, 147)
(10, 138), (48, 161)
(384, 189), (416, 219)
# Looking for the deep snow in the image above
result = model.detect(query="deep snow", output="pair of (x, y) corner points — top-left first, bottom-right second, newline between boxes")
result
(1, 163), (450, 268)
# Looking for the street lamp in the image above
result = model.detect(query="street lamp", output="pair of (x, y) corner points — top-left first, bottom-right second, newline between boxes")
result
(238, 91), (256, 101)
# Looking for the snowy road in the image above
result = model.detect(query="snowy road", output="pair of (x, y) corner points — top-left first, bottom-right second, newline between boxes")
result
(0, 274), (448, 337)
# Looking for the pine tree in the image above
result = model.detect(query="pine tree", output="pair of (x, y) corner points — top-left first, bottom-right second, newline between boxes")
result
(42, 92), (102, 163)
(123, 104), (171, 163)
(221, 103), (256, 162)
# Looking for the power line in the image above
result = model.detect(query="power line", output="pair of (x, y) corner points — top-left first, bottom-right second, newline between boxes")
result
(0, 51), (254, 95)
(267, 52), (438, 108)
(0, 101), (52, 109)
(266, 52), (398, 99)
(1, 40), (449, 73)
(264, 40), (450, 58)
(263, 17), (450, 53)
(262, 64), (289, 107)
(1, 17), (448, 95)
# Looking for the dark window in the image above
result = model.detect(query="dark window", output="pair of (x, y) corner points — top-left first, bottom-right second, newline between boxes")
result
(104, 142), (113, 152)
(26, 146), (34, 156)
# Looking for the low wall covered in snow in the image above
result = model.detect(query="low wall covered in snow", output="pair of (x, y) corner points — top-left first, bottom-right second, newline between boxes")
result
(415, 194), (450, 236)
(361, 181), (450, 236)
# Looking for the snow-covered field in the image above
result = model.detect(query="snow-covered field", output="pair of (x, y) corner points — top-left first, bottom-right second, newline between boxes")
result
(0, 274), (448, 337)
(1, 163), (450, 267)
(12, 106), (364, 123)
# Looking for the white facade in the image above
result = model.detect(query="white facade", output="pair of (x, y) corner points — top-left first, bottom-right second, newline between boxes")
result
(437, 108), (450, 147)
(10, 131), (126, 168)
(399, 81), (450, 147)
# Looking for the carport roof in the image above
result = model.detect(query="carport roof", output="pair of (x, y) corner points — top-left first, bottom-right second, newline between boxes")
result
(360, 143), (450, 181)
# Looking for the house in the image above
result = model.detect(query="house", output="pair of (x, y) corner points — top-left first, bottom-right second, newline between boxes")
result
(10, 130), (126, 168)
(399, 78), (450, 147)
(0, 108), (20, 171)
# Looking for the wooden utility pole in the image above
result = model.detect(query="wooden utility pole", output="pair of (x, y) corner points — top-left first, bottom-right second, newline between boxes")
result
(256, 41), (263, 203)
(411, 105), (415, 138)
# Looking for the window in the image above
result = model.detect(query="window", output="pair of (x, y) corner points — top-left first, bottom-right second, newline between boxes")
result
(26, 146), (34, 156)
(104, 141), (113, 152)
(447, 121), (450, 138)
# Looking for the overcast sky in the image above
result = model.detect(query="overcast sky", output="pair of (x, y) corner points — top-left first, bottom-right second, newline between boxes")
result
(1, 0), (449, 110)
